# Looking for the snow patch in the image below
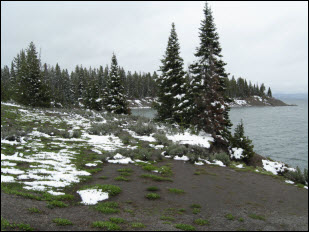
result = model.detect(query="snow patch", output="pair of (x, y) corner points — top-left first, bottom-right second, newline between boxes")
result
(77, 189), (109, 205)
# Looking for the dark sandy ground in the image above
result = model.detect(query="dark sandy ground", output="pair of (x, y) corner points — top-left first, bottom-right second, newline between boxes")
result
(1, 160), (308, 231)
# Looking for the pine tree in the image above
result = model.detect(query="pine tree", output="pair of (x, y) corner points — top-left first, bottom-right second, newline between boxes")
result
(26, 42), (50, 107)
(185, 2), (232, 139)
(1, 65), (10, 101)
(267, 87), (272, 98)
(154, 23), (187, 124)
(231, 120), (254, 164)
(103, 53), (130, 114)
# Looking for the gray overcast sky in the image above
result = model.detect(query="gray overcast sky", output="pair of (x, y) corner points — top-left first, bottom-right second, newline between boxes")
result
(1, 1), (308, 94)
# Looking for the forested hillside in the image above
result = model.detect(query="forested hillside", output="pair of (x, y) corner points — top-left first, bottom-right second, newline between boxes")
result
(1, 48), (272, 109)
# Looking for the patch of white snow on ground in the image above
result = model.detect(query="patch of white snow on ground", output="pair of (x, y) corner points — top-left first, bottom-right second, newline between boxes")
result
(108, 153), (134, 164)
(85, 163), (98, 167)
(84, 134), (124, 151)
(285, 180), (295, 185)
(194, 161), (204, 166)
(48, 191), (65, 196)
(124, 129), (156, 142)
(174, 155), (189, 161)
(77, 189), (109, 205)
(166, 130), (213, 148)
(262, 160), (288, 175)
(235, 164), (244, 169)
(1, 175), (15, 183)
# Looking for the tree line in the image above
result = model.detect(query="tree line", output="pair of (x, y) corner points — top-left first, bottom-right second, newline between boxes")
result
(1, 46), (157, 110)
(224, 76), (272, 99)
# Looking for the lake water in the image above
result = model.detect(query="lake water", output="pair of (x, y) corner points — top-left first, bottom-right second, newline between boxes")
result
(131, 98), (308, 170)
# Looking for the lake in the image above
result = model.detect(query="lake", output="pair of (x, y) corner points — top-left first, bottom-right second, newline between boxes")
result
(131, 98), (308, 170)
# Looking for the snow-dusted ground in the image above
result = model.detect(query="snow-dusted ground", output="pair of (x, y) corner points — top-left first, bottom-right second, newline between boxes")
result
(1, 101), (307, 205)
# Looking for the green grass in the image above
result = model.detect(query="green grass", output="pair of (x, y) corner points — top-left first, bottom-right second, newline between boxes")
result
(192, 208), (201, 214)
(194, 219), (209, 226)
(47, 200), (68, 208)
(225, 213), (235, 220)
(1, 217), (34, 231)
(94, 201), (120, 214)
(99, 176), (108, 179)
(168, 188), (185, 194)
(52, 218), (73, 226)
(117, 168), (133, 173)
(91, 221), (121, 230)
(141, 174), (172, 182)
(248, 214), (266, 221)
(146, 193), (161, 200)
(146, 186), (160, 191)
(109, 217), (126, 224)
(190, 204), (201, 209)
(174, 224), (196, 231)
(131, 222), (146, 228)
(160, 216), (175, 222)
(119, 172), (132, 177)
(238, 217), (244, 222)
(114, 176), (130, 181)
(27, 207), (41, 214)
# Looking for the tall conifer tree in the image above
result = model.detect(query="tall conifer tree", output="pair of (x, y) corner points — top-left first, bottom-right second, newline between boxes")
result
(154, 23), (187, 124)
(184, 2), (232, 140)
(103, 53), (129, 114)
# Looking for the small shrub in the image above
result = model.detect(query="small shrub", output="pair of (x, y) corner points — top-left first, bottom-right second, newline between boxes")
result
(193, 208), (201, 214)
(188, 145), (209, 158)
(89, 122), (121, 136)
(210, 152), (231, 166)
(187, 153), (200, 163)
(146, 193), (160, 200)
(130, 121), (156, 136)
(52, 218), (73, 226)
(72, 130), (82, 138)
(166, 144), (188, 157)
(153, 133), (171, 146)
(146, 186), (159, 192)
(174, 224), (196, 231)
(92, 221), (121, 230)
(225, 213), (235, 220)
(168, 188), (185, 194)
(284, 167), (306, 185)
(194, 219), (209, 226)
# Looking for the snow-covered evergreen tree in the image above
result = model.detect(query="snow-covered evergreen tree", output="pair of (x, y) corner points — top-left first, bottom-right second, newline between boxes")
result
(230, 120), (254, 164)
(154, 23), (187, 124)
(184, 2), (232, 139)
(25, 42), (50, 107)
(103, 53), (130, 114)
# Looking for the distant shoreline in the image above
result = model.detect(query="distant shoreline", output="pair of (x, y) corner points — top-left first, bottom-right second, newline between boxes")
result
(128, 96), (292, 108)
